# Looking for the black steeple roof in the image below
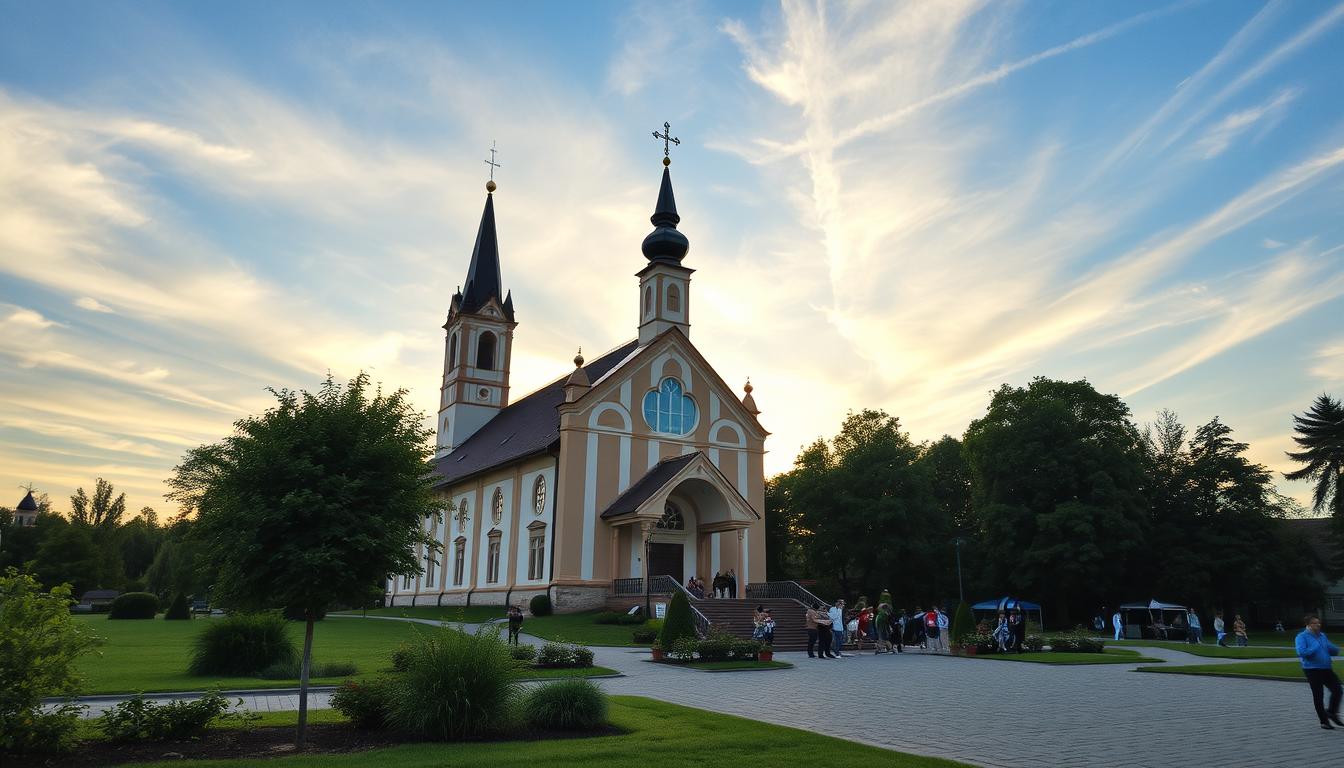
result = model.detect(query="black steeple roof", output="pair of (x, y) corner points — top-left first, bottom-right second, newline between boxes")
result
(17, 491), (38, 511)
(459, 190), (513, 321)
(641, 164), (690, 265)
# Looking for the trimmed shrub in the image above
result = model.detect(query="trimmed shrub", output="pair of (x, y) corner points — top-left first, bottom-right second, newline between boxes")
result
(522, 679), (608, 731)
(188, 612), (297, 676)
(385, 626), (518, 740)
(570, 647), (594, 668)
(694, 633), (735, 661)
(389, 642), (413, 672)
(617, 610), (644, 625)
(330, 678), (393, 729)
(100, 691), (244, 742)
(668, 636), (697, 662)
(109, 592), (159, 620)
(1, 572), (100, 753)
(529, 594), (552, 617)
(949, 602), (974, 646)
(593, 611), (623, 625)
(1049, 629), (1105, 653)
(164, 592), (191, 621)
(537, 642), (574, 668)
(257, 659), (357, 680)
(509, 644), (537, 662)
(631, 629), (657, 644)
(1023, 635), (1045, 652)
(658, 591), (697, 648)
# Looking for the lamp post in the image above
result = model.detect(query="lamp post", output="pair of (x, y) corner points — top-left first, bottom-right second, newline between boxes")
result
(643, 525), (652, 618)
(953, 537), (965, 605)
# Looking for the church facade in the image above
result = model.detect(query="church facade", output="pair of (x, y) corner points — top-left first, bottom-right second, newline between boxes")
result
(386, 159), (768, 612)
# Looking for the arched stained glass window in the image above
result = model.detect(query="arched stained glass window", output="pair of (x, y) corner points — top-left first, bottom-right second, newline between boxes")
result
(657, 502), (684, 530)
(641, 378), (697, 436)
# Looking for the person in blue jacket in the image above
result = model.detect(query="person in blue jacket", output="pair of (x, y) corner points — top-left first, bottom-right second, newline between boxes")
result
(1295, 614), (1343, 729)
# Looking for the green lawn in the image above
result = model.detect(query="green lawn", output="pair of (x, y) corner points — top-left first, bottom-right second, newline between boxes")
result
(332, 609), (647, 647)
(1136, 659), (1342, 681)
(117, 696), (967, 767)
(963, 648), (1163, 665)
(518, 666), (619, 680)
(76, 615), (428, 694)
(1110, 640), (1296, 659)
(74, 616), (612, 695)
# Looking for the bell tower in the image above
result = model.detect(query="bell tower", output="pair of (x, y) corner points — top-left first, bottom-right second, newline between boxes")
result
(437, 178), (516, 457)
(638, 124), (693, 345)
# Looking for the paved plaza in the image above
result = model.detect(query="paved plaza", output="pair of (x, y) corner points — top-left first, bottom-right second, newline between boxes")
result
(69, 618), (1336, 768)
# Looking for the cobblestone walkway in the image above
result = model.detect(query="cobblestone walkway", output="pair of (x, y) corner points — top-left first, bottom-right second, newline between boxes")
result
(68, 616), (1336, 768)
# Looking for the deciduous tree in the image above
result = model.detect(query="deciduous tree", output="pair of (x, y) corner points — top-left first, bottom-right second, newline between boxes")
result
(168, 373), (439, 750)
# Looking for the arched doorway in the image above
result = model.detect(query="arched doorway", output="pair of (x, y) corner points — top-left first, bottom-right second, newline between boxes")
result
(647, 501), (687, 581)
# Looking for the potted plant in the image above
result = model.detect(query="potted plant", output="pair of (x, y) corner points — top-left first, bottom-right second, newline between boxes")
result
(758, 644), (774, 662)
(650, 640), (664, 662)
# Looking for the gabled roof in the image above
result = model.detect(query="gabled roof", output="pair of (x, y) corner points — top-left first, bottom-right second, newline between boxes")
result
(432, 340), (639, 487)
(600, 452), (700, 519)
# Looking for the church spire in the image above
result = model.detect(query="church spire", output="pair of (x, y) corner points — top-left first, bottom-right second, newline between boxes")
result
(460, 180), (512, 320)
(641, 161), (690, 265)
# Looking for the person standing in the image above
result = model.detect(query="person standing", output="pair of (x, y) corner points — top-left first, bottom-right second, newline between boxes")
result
(727, 568), (738, 599)
(875, 603), (892, 654)
(762, 609), (775, 645)
(1112, 608), (1123, 641)
(1187, 609), (1202, 644)
(937, 606), (951, 652)
(1009, 608), (1026, 652)
(1214, 611), (1227, 646)
(925, 606), (942, 653)
(829, 599), (847, 657)
(507, 605), (523, 645)
(1295, 615), (1343, 729)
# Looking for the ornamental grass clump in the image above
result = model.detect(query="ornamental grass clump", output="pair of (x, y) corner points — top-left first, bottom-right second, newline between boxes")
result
(385, 626), (519, 741)
(188, 612), (297, 676)
(522, 679), (608, 731)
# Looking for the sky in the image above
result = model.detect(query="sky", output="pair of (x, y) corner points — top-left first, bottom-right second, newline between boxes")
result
(1, 0), (1342, 517)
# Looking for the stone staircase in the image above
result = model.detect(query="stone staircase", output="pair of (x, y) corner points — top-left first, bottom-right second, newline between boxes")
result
(694, 598), (813, 651)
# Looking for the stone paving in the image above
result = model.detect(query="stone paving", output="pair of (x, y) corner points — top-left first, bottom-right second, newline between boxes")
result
(68, 617), (1338, 768)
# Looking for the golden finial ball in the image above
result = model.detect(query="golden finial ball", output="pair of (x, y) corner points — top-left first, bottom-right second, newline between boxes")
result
(743, 379), (753, 394)
(486, 180), (497, 193)
(662, 156), (671, 167)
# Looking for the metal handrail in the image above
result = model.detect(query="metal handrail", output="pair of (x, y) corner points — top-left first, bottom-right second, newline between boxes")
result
(745, 580), (829, 609)
(612, 578), (643, 597)
(655, 574), (711, 638)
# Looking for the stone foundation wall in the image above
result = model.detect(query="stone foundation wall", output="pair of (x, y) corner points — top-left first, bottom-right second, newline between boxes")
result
(554, 585), (609, 613)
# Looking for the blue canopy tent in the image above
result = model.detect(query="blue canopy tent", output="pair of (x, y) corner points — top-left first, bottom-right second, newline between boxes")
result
(971, 597), (1044, 628)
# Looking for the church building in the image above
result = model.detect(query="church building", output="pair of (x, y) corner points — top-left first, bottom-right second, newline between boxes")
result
(386, 151), (769, 612)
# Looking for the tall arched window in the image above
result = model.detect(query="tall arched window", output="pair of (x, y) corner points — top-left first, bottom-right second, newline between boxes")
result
(643, 286), (653, 317)
(449, 333), (459, 370)
(476, 331), (497, 370)
(642, 377), (698, 435)
(667, 283), (681, 313)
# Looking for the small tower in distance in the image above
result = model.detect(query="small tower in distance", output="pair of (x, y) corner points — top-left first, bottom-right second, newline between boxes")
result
(638, 124), (693, 345)
(437, 176), (516, 457)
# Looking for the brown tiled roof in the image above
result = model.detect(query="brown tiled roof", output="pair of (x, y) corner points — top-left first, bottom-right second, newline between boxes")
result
(431, 340), (639, 487)
(600, 452), (701, 519)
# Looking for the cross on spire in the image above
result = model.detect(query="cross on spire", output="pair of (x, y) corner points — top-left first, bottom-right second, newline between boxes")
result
(652, 121), (680, 160)
(483, 140), (500, 182)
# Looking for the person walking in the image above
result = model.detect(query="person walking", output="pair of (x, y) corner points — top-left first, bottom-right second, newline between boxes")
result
(829, 599), (847, 657)
(1233, 614), (1249, 647)
(1295, 615), (1343, 729)
(507, 605), (523, 645)
(1214, 611), (1227, 646)
(805, 605), (824, 659)
(937, 606), (951, 652)
(1187, 609), (1202, 644)
(1112, 608), (1123, 641)
(875, 603), (892, 654)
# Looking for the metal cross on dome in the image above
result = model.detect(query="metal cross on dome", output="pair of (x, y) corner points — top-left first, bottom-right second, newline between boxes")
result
(652, 121), (680, 158)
